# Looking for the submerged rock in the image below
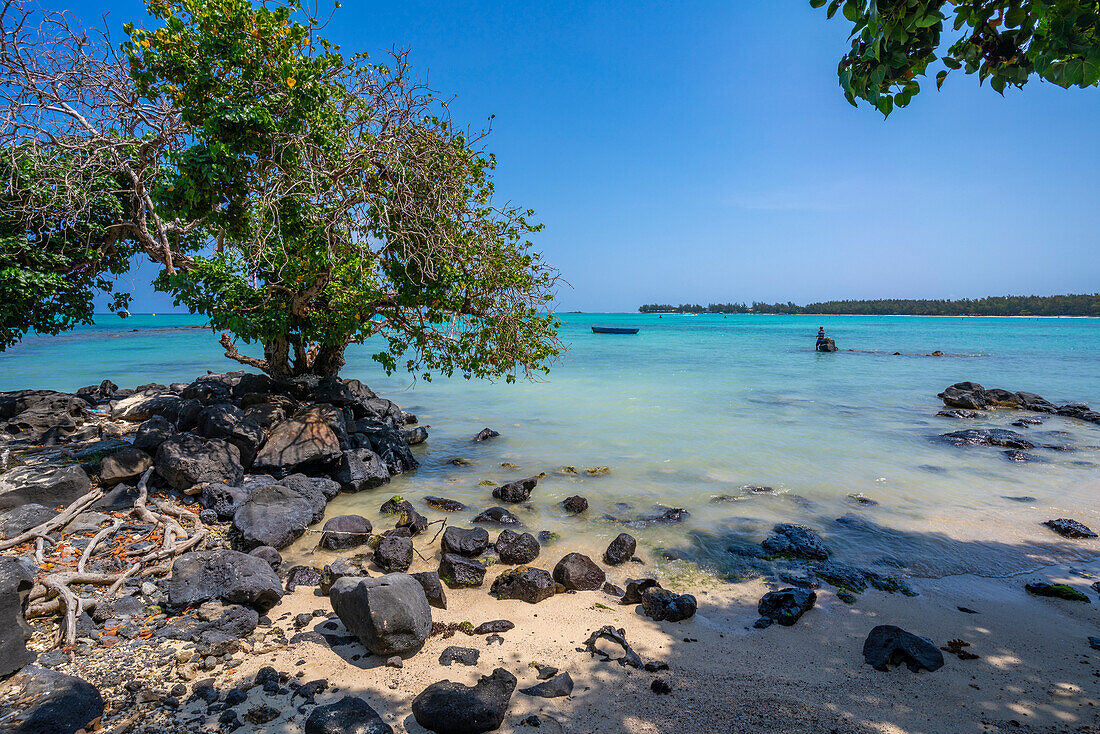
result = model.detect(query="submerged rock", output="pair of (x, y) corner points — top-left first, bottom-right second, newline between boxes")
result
(755, 588), (816, 628)
(1042, 518), (1097, 539)
(863, 625), (944, 672)
(561, 495), (588, 514)
(412, 668), (516, 734)
(941, 428), (1034, 450)
(472, 506), (521, 525)
(761, 523), (829, 560)
(425, 496), (467, 512)
(491, 477), (538, 504)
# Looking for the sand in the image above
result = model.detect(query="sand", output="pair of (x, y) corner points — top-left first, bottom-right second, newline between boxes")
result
(212, 557), (1100, 734)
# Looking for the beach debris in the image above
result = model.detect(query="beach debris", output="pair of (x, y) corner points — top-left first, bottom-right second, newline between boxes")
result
(412, 668), (516, 734)
(474, 427), (500, 442)
(941, 428), (1035, 450)
(485, 634), (505, 645)
(304, 695), (393, 734)
(439, 554), (487, 588)
(441, 526), (490, 557)
(651, 677), (672, 694)
(1042, 518), (1097, 539)
(495, 529), (541, 565)
(491, 476), (538, 503)
(472, 506), (521, 525)
(553, 552), (606, 591)
(329, 573), (433, 655)
(520, 672), (574, 698)
(1024, 582), (1091, 602)
(603, 532), (637, 566)
(640, 587), (698, 622)
(761, 523), (829, 560)
(490, 567), (555, 604)
(561, 495), (588, 513)
(440, 646), (480, 666)
(755, 587), (816, 628)
(863, 625), (945, 672)
(581, 625), (643, 668)
(940, 638), (979, 660)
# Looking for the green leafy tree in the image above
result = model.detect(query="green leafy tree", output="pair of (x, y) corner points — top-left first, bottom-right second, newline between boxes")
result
(811, 0), (1100, 115)
(0, 149), (139, 350)
(126, 0), (560, 380)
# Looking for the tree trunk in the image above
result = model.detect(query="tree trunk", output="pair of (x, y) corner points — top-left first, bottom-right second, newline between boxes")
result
(311, 343), (348, 377)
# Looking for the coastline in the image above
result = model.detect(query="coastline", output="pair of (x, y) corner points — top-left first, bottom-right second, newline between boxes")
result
(122, 557), (1100, 734)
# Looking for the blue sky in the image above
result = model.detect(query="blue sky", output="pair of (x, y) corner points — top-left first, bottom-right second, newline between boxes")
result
(80, 0), (1100, 312)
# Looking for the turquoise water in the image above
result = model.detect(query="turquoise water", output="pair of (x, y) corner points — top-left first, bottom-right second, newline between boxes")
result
(3, 313), (1099, 579)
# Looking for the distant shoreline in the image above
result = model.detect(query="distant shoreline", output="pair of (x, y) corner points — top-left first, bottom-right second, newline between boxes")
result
(638, 312), (1100, 319)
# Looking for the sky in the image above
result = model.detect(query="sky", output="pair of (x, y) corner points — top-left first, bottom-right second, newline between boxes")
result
(76, 0), (1100, 313)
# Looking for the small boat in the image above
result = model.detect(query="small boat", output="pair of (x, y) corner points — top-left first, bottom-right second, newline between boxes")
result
(591, 326), (639, 334)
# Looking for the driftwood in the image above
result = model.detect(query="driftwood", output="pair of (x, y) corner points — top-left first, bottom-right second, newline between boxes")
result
(12, 468), (209, 646)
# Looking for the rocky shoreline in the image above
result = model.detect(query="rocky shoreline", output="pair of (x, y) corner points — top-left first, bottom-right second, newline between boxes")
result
(1, 373), (1098, 733)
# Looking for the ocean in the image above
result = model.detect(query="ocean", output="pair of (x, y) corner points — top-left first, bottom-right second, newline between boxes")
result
(2, 313), (1098, 580)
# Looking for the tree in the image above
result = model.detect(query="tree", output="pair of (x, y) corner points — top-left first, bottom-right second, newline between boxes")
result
(811, 0), (1100, 115)
(0, 0), (560, 381)
(128, 0), (560, 380)
(0, 148), (139, 350)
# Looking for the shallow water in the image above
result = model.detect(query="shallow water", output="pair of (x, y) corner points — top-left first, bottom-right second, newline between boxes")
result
(3, 313), (1099, 579)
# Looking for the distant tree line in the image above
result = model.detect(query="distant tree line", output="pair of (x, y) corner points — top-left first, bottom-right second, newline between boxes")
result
(638, 294), (1100, 317)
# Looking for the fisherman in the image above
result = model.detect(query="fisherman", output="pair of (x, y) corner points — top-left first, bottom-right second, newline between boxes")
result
(816, 327), (826, 348)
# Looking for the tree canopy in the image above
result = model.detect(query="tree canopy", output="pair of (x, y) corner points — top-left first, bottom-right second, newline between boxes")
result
(0, 149), (139, 350)
(0, 0), (561, 381)
(812, 0), (1100, 115)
